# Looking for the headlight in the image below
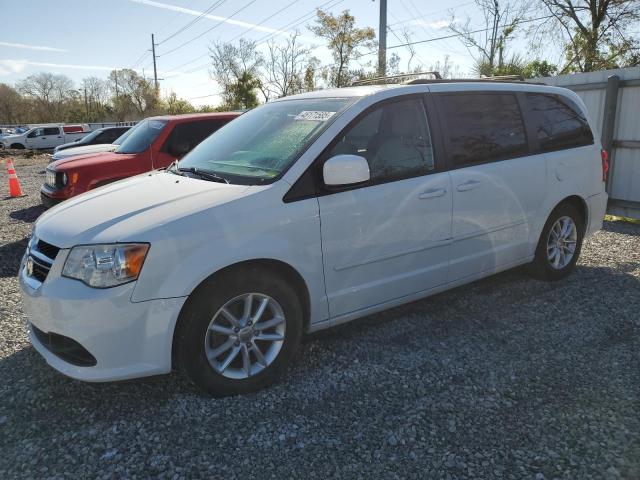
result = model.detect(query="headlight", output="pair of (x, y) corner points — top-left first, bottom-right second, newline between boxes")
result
(62, 243), (150, 288)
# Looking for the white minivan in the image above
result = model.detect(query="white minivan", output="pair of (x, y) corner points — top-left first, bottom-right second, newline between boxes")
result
(20, 81), (609, 396)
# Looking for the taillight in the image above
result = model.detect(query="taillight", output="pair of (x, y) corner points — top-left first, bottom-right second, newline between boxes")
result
(601, 149), (609, 182)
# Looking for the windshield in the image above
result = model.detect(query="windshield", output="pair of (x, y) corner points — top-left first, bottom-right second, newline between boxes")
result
(178, 97), (356, 183)
(113, 127), (133, 145)
(78, 129), (101, 143)
(115, 119), (167, 154)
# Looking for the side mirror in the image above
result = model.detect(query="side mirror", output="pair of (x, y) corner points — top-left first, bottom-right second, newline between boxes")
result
(323, 154), (370, 187)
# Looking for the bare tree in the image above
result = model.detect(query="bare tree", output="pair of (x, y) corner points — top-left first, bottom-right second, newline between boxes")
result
(262, 32), (312, 100)
(535, 0), (639, 72)
(109, 69), (157, 118)
(16, 72), (75, 121)
(448, 0), (524, 75)
(210, 38), (263, 108)
(81, 76), (110, 120)
(309, 9), (376, 87)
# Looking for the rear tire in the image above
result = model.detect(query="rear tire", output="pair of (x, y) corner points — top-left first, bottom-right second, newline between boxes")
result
(175, 265), (303, 397)
(527, 203), (584, 281)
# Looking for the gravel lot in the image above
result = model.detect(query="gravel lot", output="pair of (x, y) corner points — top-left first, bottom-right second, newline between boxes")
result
(1, 154), (639, 479)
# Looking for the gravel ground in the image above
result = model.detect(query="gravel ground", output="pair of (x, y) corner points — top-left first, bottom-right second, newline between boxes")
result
(1, 155), (639, 479)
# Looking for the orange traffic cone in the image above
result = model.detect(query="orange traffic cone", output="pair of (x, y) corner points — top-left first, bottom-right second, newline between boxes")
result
(7, 159), (26, 197)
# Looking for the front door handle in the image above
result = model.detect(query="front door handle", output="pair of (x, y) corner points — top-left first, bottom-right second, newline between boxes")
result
(456, 180), (481, 192)
(419, 188), (447, 199)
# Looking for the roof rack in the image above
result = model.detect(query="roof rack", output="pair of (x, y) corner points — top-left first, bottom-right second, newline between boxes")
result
(407, 75), (545, 86)
(351, 71), (441, 86)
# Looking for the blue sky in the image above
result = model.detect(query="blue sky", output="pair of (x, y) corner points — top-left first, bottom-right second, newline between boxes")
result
(1, 0), (532, 106)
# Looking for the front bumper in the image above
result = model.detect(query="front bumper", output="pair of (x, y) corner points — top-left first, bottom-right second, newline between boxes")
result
(40, 184), (69, 208)
(18, 250), (187, 382)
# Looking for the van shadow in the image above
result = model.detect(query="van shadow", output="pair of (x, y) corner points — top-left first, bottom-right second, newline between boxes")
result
(0, 263), (637, 427)
(9, 205), (45, 223)
(0, 237), (28, 278)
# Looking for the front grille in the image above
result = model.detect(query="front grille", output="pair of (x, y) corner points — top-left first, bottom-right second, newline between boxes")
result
(30, 257), (51, 283)
(28, 239), (60, 283)
(31, 324), (97, 367)
(36, 240), (60, 260)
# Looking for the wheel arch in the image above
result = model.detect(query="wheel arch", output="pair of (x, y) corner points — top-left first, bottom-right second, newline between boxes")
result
(554, 195), (588, 231)
(170, 258), (311, 368)
(9, 143), (25, 149)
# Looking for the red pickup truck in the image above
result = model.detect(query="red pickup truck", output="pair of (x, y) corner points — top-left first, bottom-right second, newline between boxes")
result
(41, 112), (240, 208)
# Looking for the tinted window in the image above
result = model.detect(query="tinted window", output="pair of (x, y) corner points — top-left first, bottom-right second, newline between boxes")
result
(328, 97), (435, 183)
(162, 120), (227, 156)
(527, 93), (594, 152)
(44, 127), (60, 136)
(438, 93), (527, 166)
(115, 119), (167, 154)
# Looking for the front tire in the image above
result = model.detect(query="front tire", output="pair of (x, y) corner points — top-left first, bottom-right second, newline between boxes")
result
(10, 143), (25, 149)
(175, 265), (303, 397)
(527, 203), (584, 281)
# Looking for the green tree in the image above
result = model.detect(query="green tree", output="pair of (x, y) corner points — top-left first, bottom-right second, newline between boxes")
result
(165, 92), (196, 114)
(210, 38), (263, 109)
(522, 60), (558, 78)
(224, 72), (260, 110)
(309, 9), (376, 87)
(537, 0), (639, 72)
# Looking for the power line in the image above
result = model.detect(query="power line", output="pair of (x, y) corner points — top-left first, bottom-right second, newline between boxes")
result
(253, 0), (343, 45)
(387, 15), (556, 50)
(228, 0), (301, 43)
(388, 1), (475, 27)
(157, 0), (227, 45)
(157, 0), (259, 57)
(162, 0), (341, 77)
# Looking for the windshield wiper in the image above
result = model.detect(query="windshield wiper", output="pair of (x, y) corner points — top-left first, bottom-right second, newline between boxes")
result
(178, 166), (229, 184)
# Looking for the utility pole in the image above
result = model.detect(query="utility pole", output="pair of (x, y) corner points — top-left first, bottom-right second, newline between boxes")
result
(378, 0), (387, 76)
(151, 33), (159, 92)
(84, 86), (88, 118)
(114, 69), (119, 120)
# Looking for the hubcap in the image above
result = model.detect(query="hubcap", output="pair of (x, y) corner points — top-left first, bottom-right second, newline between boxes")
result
(546, 216), (577, 269)
(204, 293), (286, 379)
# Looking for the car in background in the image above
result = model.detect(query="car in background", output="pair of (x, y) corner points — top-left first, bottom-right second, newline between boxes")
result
(1, 124), (89, 150)
(41, 112), (240, 207)
(53, 126), (131, 154)
(49, 127), (134, 162)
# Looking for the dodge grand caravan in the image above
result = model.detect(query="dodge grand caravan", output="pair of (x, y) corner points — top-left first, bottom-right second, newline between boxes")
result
(41, 112), (240, 208)
(20, 81), (608, 396)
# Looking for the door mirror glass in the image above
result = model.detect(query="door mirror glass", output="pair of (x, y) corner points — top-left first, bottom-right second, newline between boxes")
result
(323, 154), (370, 186)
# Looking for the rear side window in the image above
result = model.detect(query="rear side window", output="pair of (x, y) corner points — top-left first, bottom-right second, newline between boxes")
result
(438, 93), (527, 166)
(162, 120), (227, 155)
(44, 127), (60, 136)
(328, 97), (435, 183)
(526, 93), (594, 152)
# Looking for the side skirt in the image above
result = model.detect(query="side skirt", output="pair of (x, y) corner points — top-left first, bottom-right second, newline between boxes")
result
(307, 255), (534, 333)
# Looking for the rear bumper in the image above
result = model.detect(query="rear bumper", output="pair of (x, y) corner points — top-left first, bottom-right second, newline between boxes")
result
(586, 191), (608, 236)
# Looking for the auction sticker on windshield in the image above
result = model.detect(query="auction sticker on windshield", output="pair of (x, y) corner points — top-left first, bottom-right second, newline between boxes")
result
(294, 111), (336, 121)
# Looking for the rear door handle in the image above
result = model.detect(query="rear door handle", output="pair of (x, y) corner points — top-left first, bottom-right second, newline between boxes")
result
(419, 188), (447, 199)
(456, 180), (481, 192)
